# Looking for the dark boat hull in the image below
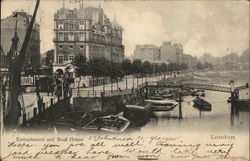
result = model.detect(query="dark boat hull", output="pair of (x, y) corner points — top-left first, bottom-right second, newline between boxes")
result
(193, 98), (212, 111)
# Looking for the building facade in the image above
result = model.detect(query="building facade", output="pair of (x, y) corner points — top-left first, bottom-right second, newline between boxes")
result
(159, 41), (183, 64)
(1, 11), (40, 68)
(182, 54), (196, 69)
(53, 4), (124, 72)
(134, 44), (160, 63)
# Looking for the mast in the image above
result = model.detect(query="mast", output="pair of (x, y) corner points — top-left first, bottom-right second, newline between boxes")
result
(6, 0), (40, 129)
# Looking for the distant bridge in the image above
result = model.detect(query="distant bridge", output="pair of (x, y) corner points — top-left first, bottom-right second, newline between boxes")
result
(138, 81), (248, 93)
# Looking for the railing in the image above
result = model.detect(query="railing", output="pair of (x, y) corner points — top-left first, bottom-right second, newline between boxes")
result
(235, 85), (249, 91)
(104, 89), (132, 97)
(72, 89), (133, 97)
(72, 90), (102, 97)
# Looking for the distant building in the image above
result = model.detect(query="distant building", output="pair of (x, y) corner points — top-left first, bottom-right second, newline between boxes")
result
(134, 44), (160, 63)
(159, 41), (183, 64)
(53, 4), (124, 72)
(182, 54), (196, 69)
(1, 11), (40, 68)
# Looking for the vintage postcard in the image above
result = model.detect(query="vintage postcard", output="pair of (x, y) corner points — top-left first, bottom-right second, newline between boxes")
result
(0, 0), (249, 161)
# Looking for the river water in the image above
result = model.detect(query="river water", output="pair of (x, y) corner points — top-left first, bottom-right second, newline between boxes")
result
(137, 71), (250, 134)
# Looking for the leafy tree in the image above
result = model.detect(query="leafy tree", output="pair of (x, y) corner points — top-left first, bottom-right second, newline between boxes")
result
(180, 63), (188, 71)
(106, 61), (116, 92)
(196, 61), (204, 71)
(121, 59), (132, 89)
(142, 61), (153, 81)
(132, 59), (142, 88)
(71, 54), (88, 95)
(88, 58), (106, 93)
(204, 62), (214, 70)
(44, 49), (54, 66)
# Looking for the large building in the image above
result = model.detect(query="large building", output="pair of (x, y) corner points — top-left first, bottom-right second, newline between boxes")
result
(159, 41), (183, 64)
(182, 54), (196, 69)
(1, 11), (40, 68)
(134, 44), (160, 63)
(53, 4), (124, 72)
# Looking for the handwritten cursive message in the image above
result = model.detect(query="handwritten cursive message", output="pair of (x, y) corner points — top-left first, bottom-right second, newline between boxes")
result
(1, 134), (249, 161)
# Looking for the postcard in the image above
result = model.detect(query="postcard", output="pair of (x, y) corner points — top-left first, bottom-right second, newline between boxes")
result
(0, 0), (249, 161)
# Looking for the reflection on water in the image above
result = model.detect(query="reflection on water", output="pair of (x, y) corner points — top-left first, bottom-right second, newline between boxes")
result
(138, 82), (249, 133)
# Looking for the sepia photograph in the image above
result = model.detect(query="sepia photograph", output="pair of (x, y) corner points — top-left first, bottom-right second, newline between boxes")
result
(0, 0), (249, 160)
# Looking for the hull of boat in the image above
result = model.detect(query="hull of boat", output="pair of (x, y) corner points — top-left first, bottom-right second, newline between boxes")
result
(193, 99), (212, 111)
(151, 104), (178, 111)
(82, 115), (130, 133)
(124, 104), (152, 127)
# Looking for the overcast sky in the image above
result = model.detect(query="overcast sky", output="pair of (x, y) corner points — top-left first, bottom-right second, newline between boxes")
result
(1, 0), (249, 57)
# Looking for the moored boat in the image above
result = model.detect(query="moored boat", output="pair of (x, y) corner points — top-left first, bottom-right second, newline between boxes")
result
(147, 96), (163, 100)
(161, 93), (174, 99)
(54, 111), (96, 130)
(193, 97), (212, 111)
(82, 115), (130, 133)
(124, 102), (152, 127)
(145, 99), (178, 111)
(54, 111), (130, 133)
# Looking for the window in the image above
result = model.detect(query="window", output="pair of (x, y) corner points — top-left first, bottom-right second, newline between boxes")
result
(59, 45), (63, 49)
(80, 45), (84, 49)
(69, 21), (74, 30)
(69, 55), (74, 61)
(58, 56), (64, 64)
(58, 21), (63, 29)
(79, 21), (85, 29)
(80, 32), (85, 41)
(64, 56), (68, 61)
(69, 45), (73, 49)
(69, 33), (74, 41)
(59, 32), (64, 41)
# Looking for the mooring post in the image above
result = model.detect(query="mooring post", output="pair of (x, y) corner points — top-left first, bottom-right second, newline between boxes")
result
(50, 98), (54, 124)
(22, 113), (27, 126)
(178, 88), (183, 120)
(229, 80), (235, 127)
(145, 82), (148, 99)
(42, 102), (45, 111)
(33, 108), (37, 118)
(230, 91), (235, 127)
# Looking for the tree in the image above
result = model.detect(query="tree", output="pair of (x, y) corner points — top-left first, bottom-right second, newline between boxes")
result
(160, 63), (168, 76)
(106, 61), (116, 92)
(196, 61), (204, 71)
(132, 59), (142, 88)
(121, 59), (132, 89)
(44, 49), (54, 66)
(100, 58), (110, 93)
(142, 61), (153, 81)
(71, 54), (88, 96)
(88, 58), (106, 93)
(180, 63), (188, 71)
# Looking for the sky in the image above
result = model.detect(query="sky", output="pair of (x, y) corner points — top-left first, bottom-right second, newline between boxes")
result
(1, 0), (249, 58)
